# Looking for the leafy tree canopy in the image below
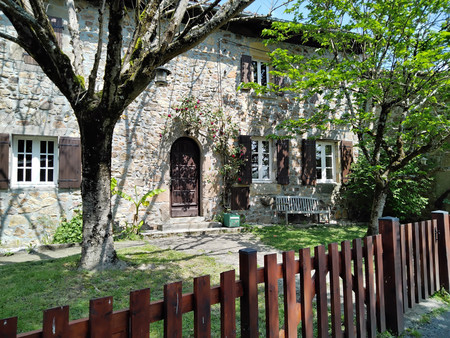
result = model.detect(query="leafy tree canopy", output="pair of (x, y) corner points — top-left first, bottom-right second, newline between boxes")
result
(259, 0), (449, 234)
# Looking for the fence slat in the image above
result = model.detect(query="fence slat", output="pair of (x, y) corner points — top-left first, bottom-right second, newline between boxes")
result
(300, 248), (314, 338)
(164, 281), (183, 338)
(264, 254), (279, 338)
(328, 243), (342, 338)
(413, 222), (423, 303)
(283, 250), (298, 337)
(315, 245), (329, 338)
(432, 220), (440, 292)
(420, 221), (429, 299)
(130, 289), (150, 338)
(220, 270), (236, 338)
(89, 296), (113, 338)
(194, 275), (211, 337)
(341, 240), (355, 338)
(400, 225), (408, 313)
(405, 224), (415, 308)
(239, 248), (258, 337)
(364, 237), (377, 338)
(432, 211), (450, 291)
(374, 234), (386, 332)
(380, 217), (404, 335)
(43, 306), (69, 338)
(353, 238), (366, 337)
(0, 317), (17, 338)
(427, 221), (435, 295)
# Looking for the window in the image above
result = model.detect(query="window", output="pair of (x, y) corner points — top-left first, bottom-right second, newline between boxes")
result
(12, 136), (58, 186)
(316, 142), (336, 183)
(251, 138), (272, 181)
(252, 60), (269, 86)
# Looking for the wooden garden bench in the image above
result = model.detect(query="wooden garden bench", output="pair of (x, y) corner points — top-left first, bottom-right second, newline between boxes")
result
(275, 196), (330, 224)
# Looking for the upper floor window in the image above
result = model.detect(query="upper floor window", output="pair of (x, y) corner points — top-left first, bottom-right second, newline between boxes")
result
(241, 55), (270, 88)
(251, 138), (272, 181)
(252, 60), (269, 86)
(316, 141), (336, 183)
(12, 136), (58, 187)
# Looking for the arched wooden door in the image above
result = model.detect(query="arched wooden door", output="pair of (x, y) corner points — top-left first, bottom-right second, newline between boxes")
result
(170, 137), (200, 217)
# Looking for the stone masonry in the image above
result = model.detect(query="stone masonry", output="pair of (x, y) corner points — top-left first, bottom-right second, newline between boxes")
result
(0, 0), (356, 246)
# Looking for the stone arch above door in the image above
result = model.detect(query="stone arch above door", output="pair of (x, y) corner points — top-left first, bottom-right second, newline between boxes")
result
(170, 137), (200, 217)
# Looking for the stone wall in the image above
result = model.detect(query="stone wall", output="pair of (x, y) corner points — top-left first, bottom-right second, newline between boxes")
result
(0, 1), (355, 246)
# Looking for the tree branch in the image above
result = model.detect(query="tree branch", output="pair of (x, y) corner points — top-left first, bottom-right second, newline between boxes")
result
(87, 0), (106, 99)
(66, 0), (84, 76)
(0, 31), (21, 45)
(102, 0), (124, 111)
(118, 0), (255, 107)
(0, 0), (83, 106)
(159, 0), (189, 53)
(177, 0), (220, 42)
(391, 133), (450, 173)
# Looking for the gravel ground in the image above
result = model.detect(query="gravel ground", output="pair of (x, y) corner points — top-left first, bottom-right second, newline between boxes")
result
(412, 309), (450, 337)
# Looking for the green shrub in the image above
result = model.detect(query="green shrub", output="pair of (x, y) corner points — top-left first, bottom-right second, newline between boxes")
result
(52, 210), (83, 244)
(342, 156), (433, 223)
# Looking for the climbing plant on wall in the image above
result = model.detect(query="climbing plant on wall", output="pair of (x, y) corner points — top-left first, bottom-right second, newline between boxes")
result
(163, 96), (246, 209)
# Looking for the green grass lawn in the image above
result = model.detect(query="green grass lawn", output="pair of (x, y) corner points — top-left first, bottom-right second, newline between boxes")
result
(0, 245), (233, 335)
(0, 224), (368, 335)
(246, 223), (368, 253)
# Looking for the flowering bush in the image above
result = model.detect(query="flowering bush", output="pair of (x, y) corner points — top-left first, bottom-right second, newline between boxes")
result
(164, 96), (246, 207)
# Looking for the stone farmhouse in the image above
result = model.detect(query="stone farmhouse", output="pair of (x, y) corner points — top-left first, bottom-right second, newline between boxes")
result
(0, 0), (357, 247)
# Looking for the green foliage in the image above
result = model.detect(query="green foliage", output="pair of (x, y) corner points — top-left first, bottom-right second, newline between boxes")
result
(111, 178), (165, 235)
(432, 289), (450, 305)
(260, 0), (450, 230)
(114, 221), (144, 241)
(343, 156), (433, 222)
(52, 210), (83, 244)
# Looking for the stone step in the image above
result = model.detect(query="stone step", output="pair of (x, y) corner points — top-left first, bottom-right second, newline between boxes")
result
(141, 226), (243, 239)
(162, 217), (222, 231)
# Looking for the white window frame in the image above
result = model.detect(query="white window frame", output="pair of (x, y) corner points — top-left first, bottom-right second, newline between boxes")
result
(252, 60), (269, 87)
(251, 138), (273, 182)
(316, 141), (336, 183)
(11, 135), (58, 188)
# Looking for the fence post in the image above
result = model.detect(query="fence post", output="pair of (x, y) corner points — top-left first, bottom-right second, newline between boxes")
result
(379, 217), (404, 335)
(239, 248), (258, 338)
(432, 211), (450, 291)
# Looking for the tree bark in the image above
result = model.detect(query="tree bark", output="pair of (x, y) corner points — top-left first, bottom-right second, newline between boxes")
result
(78, 111), (119, 270)
(366, 179), (389, 236)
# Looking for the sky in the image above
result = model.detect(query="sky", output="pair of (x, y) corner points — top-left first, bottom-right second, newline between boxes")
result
(245, 0), (296, 21)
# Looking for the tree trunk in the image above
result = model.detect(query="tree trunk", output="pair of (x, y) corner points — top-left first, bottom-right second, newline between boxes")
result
(78, 113), (119, 270)
(366, 180), (389, 236)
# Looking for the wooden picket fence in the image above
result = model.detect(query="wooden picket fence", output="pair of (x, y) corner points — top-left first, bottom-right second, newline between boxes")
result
(1, 211), (449, 337)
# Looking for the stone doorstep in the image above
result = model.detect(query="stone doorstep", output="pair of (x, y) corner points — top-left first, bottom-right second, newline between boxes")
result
(141, 226), (244, 238)
(162, 217), (223, 231)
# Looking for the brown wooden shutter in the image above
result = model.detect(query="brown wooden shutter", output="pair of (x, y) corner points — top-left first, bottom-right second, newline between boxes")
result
(273, 75), (286, 96)
(0, 134), (9, 189)
(276, 139), (289, 185)
(238, 135), (252, 185)
(240, 55), (252, 84)
(231, 186), (250, 210)
(301, 139), (316, 186)
(340, 141), (353, 184)
(59, 137), (81, 189)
